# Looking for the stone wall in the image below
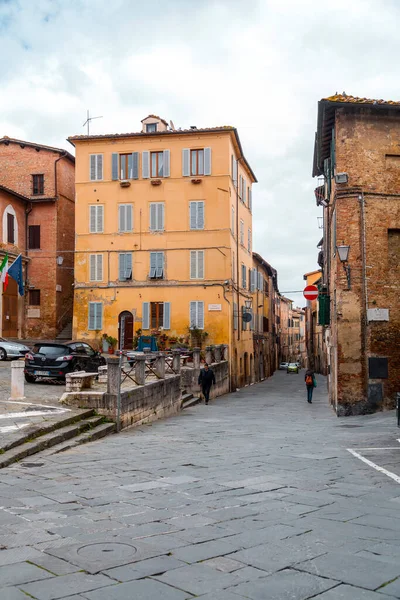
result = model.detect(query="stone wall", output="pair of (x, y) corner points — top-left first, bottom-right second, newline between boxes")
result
(181, 360), (229, 400)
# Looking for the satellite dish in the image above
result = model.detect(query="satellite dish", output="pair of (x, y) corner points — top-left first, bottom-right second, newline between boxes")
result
(170, 120), (176, 130)
(242, 312), (252, 323)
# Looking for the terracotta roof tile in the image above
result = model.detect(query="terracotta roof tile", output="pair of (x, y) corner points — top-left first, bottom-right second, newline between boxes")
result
(323, 93), (400, 106)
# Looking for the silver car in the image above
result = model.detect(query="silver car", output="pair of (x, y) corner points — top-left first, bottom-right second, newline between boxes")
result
(0, 338), (30, 361)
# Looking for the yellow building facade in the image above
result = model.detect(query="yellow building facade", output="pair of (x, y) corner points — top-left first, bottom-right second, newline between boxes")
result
(69, 115), (257, 388)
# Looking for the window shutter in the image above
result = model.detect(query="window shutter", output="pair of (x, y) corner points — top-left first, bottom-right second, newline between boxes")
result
(149, 252), (157, 277)
(157, 203), (164, 230)
(156, 252), (164, 277)
(126, 204), (133, 231)
(198, 250), (204, 279)
(197, 201), (204, 229)
(90, 255), (96, 281)
(97, 155), (103, 180)
(163, 302), (171, 329)
(125, 253), (132, 279)
(234, 160), (238, 186)
(112, 153), (118, 180)
(242, 178), (246, 204)
(142, 302), (150, 329)
(242, 306), (246, 330)
(197, 301), (204, 329)
(190, 301), (197, 328)
(233, 302), (238, 330)
(250, 268), (255, 292)
(182, 148), (190, 176)
(127, 154), (133, 179)
(142, 151), (150, 178)
(190, 202), (197, 229)
(150, 204), (156, 230)
(163, 150), (170, 177)
(97, 206), (103, 232)
(89, 206), (96, 232)
(190, 250), (197, 279)
(231, 206), (235, 234)
(248, 229), (251, 253)
(132, 152), (139, 179)
(90, 155), (96, 181)
(204, 147), (211, 175)
(88, 303), (95, 330)
(119, 205), (126, 232)
(119, 253), (126, 280)
(248, 188), (252, 211)
(250, 309), (255, 331)
(97, 254), (103, 281)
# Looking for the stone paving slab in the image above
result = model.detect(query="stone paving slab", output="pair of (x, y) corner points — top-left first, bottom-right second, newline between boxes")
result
(83, 578), (191, 599)
(312, 584), (395, 599)
(20, 572), (113, 599)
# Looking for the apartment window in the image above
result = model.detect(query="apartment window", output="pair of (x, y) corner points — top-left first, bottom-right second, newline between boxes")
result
(231, 155), (238, 186)
(146, 123), (157, 133)
(190, 250), (204, 279)
(29, 289), (40, 306)
(90, 155), (103, 181)
(118, 204), (133, 232)
(190, 301), (204, 329)
(32, 174), (44, 195)
(191, 149), (204, 176)
(241, 264), (247, 289)
(189, 201), (204, 230)
(120, 154), (132, 180)
(248, 228), (251, 253)
(112, 152), (139, 180)
(150, 202), (164, 231)
(118, 253), (132, 281)
(89, 254), (103, 281)
(89, 205), (104, 233)
(142, 301), (170, 330)
(7, 213), (15, 244)
(151, 151), (164, 177)
(151, 302), (164, 329)
(149, 251), (164, 279)
(231, 205), (235, 234)
(28, 225), (40, 249)
(88, 302), (102, 330)
(240, 220), (244, 245)
(241, 177), (246, 204)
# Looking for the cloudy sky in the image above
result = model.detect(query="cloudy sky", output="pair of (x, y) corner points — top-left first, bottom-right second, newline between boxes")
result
(1, 0), (400, 307)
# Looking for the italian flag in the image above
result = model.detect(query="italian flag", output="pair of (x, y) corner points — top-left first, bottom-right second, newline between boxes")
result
(0, 253), (9, 291)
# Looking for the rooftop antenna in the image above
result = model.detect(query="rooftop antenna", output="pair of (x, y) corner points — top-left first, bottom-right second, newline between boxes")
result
(83, 109), (103, 135)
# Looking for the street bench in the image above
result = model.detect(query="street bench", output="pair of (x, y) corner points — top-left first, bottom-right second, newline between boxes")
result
(65, 371), (98, 392)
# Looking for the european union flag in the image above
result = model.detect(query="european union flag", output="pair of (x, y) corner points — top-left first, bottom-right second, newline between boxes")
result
(8, 254), (24, 296)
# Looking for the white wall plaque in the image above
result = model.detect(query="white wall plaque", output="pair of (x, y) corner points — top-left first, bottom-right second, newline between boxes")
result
(367, 308), (389, 322)
(27, 308), (40, 318)
(208, 304), (222, 311)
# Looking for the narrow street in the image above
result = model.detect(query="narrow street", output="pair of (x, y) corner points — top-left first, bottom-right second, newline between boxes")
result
(1, 372), (400, 599)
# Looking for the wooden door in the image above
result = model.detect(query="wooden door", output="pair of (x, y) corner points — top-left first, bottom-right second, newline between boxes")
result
(2, 278), (18, 337)
(118, 311), (134, 349)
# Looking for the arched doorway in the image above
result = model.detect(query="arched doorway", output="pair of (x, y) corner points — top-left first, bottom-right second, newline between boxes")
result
(250, 353), (253, 384)
(244, 352), (248, 386)
(118, 311), (134, 349)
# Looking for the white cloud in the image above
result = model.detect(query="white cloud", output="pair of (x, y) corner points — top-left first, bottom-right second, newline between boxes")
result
(1, 0), (400, 307)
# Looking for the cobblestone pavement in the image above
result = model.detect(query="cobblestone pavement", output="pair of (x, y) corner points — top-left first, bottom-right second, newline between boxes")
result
(1, 371), (400, 599)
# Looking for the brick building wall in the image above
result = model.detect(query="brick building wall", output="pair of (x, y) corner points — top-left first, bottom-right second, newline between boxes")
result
(0, 139), (75, 339)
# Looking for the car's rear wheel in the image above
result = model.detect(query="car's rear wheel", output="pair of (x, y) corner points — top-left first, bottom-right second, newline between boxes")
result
(25, 374), (36, 383)
(0, 348), (7, 361)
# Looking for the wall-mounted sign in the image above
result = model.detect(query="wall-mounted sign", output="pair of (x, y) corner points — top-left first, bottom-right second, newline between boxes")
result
(27, 308), (40, 318)
(208, 304), (222, 311)
(367, 308), (389, 322)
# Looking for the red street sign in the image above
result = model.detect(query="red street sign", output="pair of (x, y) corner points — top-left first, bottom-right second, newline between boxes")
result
(303, 285), (319, 301)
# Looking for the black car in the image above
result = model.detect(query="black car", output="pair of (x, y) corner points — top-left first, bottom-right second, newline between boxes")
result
(25, 342), (106, 383)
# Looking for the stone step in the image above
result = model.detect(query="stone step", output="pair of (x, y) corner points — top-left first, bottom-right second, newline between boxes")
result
(47, 422), (117, 455)
(182, 394), (202, 409)
(0, 415), (111, 469)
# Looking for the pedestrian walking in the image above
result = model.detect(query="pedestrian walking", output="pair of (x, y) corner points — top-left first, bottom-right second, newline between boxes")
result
(198, 363), (216, 405)
(305, 369), (316, 403)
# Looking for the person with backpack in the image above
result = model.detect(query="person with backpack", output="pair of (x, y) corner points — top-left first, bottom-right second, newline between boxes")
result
(198, 363), (216, 405)
(305, 369), (316, 403)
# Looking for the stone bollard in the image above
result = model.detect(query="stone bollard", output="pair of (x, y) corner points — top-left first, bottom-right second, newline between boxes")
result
(135, 355), (146, 386)
(205, 346), (213, 366)
(214, 345), (222, 363)
(155, 352), (166, 379)
(193, 347), (201, 369)
(222, 344), (229, 361)
(10, 360), (25, 400)
(107, 357), (120, 395)
(172, 349), (181, 373)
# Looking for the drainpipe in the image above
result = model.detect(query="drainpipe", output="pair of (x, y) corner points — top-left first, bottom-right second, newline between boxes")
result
(236, 158), (240, 342)
(359, 192), (369, 398)
(54, 151), (67, 199)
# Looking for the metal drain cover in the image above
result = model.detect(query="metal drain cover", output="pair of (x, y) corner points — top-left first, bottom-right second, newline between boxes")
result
(77, 542), (137, 562)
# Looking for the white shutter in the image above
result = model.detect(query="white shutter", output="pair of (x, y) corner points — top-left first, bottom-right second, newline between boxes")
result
(204, 147), (211, 175)
(132, 152), (139, 179)
(90, 155), (96, 181)
(126, 204), (133, 231)
(97, 254), (103, 281)
(95, 303), (102, 330)
(231, 205), (235, 234)
(248, 188), (252, 211)
(197, 301), (204, 329)
(142, 302), (150, 329)
(197, 250), (204, 279)
(163, 150), (170, 177)
(119, 253), (126, 280)
(97, 154), (103, 180)
(248, 229), (251, 253)
(190, 301), (197, 328)
(156, 252), (164, 278)
(149, 252), (157, 277)
(243, 178), (246, 204)
(119, 205), (126, 232)
(89, 206), (96, 232)
(150, 203), (157, 230)
(182, 148), (190, 176)
(190, 202), (197, 229)
(89, 255), (96, 281)
(163, 302), (171, 329)
(197, 201), (204, 229)
(234, 160), (238, 187)
(88, 302), (95, 330)
(96, 205), (103, 232)
(125, 253), (132, 279)
(190, 250), (197, 279)
(250, 268), (255, 292)
(157, 203), (164, 230)
(233, 302), (238, 330)
(112, 153), (118, 180)
(142, 151), (150, 178)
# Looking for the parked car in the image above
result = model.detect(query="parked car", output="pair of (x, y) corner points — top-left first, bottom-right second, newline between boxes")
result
(279, 362), (289, 370)
(287, 362), (299, 374)
(0, 338), (30, 361)
(24, 342), (106, 383)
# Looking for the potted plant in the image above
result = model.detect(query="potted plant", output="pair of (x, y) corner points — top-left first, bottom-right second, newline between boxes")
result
(105, 335), (118, 354)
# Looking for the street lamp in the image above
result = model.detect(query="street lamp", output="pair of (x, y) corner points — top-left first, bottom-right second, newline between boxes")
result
(337, 244), (351, 290)
(244, 299), (252, 309)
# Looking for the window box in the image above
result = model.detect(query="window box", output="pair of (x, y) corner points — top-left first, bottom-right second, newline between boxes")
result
(151, 179), (162, 186)
(191, 178), (202, 184)
(120, 180), (131, 188)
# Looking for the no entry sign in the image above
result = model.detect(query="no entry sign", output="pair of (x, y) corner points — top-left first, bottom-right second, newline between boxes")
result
(303, 285), (319, 301)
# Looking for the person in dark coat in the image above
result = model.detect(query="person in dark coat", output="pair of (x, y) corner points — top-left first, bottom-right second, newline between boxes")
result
(305, 368), (316, 403)
(198, 363), (216, 405)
